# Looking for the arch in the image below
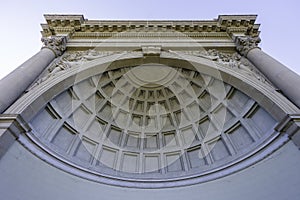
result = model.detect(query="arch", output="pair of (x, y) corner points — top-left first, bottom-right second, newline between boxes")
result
(7, 51), (298, 120)
(7, 51), (299, 188)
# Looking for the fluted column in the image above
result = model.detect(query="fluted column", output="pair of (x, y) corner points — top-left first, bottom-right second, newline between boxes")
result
(236, 36), (300, 108)
(0, 36), (67, 113)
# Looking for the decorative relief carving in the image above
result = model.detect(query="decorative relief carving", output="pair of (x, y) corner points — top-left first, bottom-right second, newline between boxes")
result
(142, 46), (161, 56)
(27, 50), (125, 91)
(41, 36), (67, 57)
(63, 49), (119, 62)
(180, 49), (272, 86)
(27, 48), (272, 92)
(235, 36), (261, 56)
(26, 60), (71, 91)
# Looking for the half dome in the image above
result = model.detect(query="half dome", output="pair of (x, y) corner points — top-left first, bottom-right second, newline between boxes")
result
(29, 64), (277, 183)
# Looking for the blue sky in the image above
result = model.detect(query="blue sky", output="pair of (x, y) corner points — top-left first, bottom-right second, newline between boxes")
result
(0, 0), (299, 79)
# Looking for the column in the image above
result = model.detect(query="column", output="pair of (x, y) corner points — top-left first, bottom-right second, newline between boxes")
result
(0, 36), (67, 113)
(235, 36), (300, 108)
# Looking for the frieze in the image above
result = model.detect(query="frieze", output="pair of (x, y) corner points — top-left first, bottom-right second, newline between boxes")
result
(62, 49), (119, 62)
(27, 50), (124, 91)
(180, 49), (272, 86)
(27, 48), (272, 91)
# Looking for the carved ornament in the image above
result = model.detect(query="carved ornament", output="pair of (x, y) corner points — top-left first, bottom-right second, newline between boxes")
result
(181, 49), (272, 86)
(27, 50), (125, 91)
(142, 46), (161, 56)
(41, 36), (67, 57)
(235, 36), (261, 57)
(28, 48), (272, 91)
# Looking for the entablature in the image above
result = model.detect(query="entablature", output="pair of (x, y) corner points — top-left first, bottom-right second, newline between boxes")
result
(41, 14), (260, 40)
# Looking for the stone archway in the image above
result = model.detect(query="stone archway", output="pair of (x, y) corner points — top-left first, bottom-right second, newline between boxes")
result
(5, 51), (298, 188)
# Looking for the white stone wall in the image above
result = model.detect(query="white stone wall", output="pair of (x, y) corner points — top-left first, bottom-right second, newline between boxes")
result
(1, 140), (300, 200)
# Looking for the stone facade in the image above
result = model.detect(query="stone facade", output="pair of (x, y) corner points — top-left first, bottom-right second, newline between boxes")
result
(0, 14), (300, 199)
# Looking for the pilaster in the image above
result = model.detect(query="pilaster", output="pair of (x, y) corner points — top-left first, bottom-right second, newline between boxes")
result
(0, 114), (30, 158)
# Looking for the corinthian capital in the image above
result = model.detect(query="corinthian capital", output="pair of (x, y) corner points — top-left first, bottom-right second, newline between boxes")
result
(41, 36), (67, 57)
(235, 36), (261, 57)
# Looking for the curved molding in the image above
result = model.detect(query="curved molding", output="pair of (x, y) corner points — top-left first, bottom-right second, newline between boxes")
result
(17, 129), (289, 188)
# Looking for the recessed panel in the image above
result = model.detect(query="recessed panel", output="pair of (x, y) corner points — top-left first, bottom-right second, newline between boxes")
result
(98, 146), (118, 169)
(187, 146), (206, 168)
(166, 153), (183, 172)
(122, 153), (139, 173)
(125, 133), (140, 148)
(163, 132), (178, 147)
(106, 127), (122, 146)
(227, 125), (254, 150)
(86, 119), (106, 140)
(51, 125), (76, 152)
(31, 106), (60, 136)
(209, 139), (230, 161)
(74, 138), (96, 163)
(144, 134), (159, 149)
(144, 154), (160, 173)
(248, 106), (276, 135)
(181, 127), (197, 145)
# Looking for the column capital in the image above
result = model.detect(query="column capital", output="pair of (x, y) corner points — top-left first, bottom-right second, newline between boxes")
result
(235, 36), (261, 57)
(41, 36), (67, 57)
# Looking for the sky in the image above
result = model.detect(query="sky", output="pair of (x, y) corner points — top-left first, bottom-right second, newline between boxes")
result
(0, 0), (299, 80)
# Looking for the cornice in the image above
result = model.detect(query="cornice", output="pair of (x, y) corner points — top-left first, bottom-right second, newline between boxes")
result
(41, 14), (260, 39)
(70, 31), (230, 39)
